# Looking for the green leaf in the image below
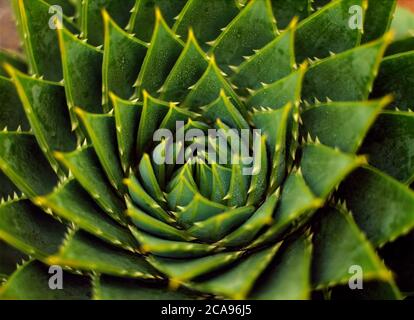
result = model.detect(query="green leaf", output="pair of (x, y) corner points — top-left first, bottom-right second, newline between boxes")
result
(271, 0), (310, 29)
(173, 0), (239, 50)
(134, 9), (184, 98)
(302, 34), (391, 102)
(251, 103), (292, 191)
(93, 275), (194, 300)
(35, 180), (137, 250)
(0, 200), (66, 259)
(191, 243), (281, 299)
(218, 191), (278, 248)
(372, 51), (414, 111)
(159, 105), (199, 131)
(246, 134), (268, 206)
(247, 66), (306, 110)
(129, 227), (216, 258)
(127, 0), (187, 42)
(195, 161), (213, 198)
(176, 193), (229, 228)
(300, 143), (365, 198)
(0, 260), (91, 300)
(362, 0), (396, 43)
(80, 0), (135, 46)
(311, 206), (391, 289)
(111, 93), (142, 172)
(225, 159), (251, 207)
(202, 90), (249, 130)
(210, 0), (277, 75)
(361, 111), (414, 184)
(295, 0), (364, 62)
(12, 0), (78, 81)
(182, 56), (245, 114)
(214, 121), (243, 160)
(124, 174), (173, 224)
(187, 206), (255, 243)
(160, 30), (209, 102)
(43, 0), (76, 16)
(0, 76), (29, 131)
(0, 132), (58, 197)
(301, 97), (390, 153)
(148, 251), (243, 283)
(102, 11), (147, 110)
(138, 153), (166, 204)
(250, 170), (323, 248)
(339, 166), (414, 247)
(167, 176), (199, 211)
(75, 109), (125, 194)
(47, 230), (158, 279)
(210, 163), (232, 204)
(136, 92), (170, 158)
(58, 27), (103, 130)
(275, 169), (319, 223)
(54, 146), (127, 225)
(127, 204), (193, 241)
(161, 140), (186, 183)
(6, 66), (77, 176)
(151, 138), (170, 189)
(166, 162), (198, 194)
(250, 234), (312, 299)
(231, 19), (296, 91)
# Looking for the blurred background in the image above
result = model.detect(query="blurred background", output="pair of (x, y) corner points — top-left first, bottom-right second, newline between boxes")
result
(0, 0), (19, 51)
(401, 0), (414, 10)
(1, 0), (414, 51)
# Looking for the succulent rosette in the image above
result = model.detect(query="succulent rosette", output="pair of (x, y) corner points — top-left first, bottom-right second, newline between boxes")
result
(0, 0), (414, 300)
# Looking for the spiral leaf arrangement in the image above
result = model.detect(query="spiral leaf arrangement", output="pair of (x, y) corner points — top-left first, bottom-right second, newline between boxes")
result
(0, 0), (414, 300)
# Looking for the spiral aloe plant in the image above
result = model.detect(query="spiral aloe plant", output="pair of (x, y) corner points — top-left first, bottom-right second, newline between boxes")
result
(1, 0), (414, 300)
